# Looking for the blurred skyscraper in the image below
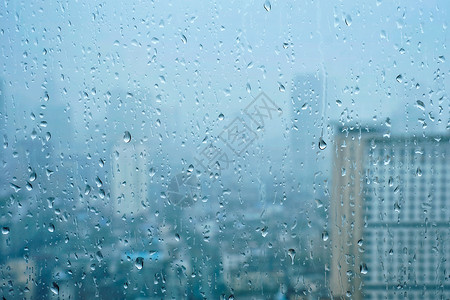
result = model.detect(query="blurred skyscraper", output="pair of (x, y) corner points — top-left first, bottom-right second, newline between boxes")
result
(330, 125), (450, 299)
(290, 73), (324, 197)
(111, 141), (149, 216)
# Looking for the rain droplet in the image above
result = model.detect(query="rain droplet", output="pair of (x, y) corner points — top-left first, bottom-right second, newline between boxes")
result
(345, 15), (352, 26)
(261, 226), (268, 237)
(123, 131), (131, 143)
(95, 176), (103, 188)
(50, 282), (59, 295)
(2, 227), (10, 235)
(318, 137), (327, 150)
(388, 177), (394, 187)
(181, 34), (187, 44)
(360, 263), (368, 275)
(45, 132), (51, 141)
(322, 231), (329, 241)
(29, 172), (37, 182)
(263, 0), (271, 12)
(416, 100), (425, 111)
(135, 257), (144, 270)
(48, 223), (55, 233)
(396, 74), (403, 83)
(288, 248), (296, 264)
(96, 251), (103, 261)
(218, 113), (224, 121)
(175, 233), (181, 241)
(84, 184), (92, 195)
(10, 183), (21, 192)
(31, 129), (37, 140)
(187, 164), (194, 174)
(416, 167), (422, 177)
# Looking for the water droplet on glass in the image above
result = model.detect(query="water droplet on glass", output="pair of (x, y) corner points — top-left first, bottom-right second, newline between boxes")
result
(261, 226), (268, 237)
(187, 164), (194, 174)
(394, 202), (401, 213)
(84, 184), (92, 195)
(95, 176), (103, 188)
(322, 231), (329, 241)
(345, 15), (352, 26)
(123, 131), (131, 143)
(175, 233), (181, 241)
(45, 132), (51, 141)
(29, 172), (37, 182)
(50, 282), (59, 295)
(315, 198), (323, 208)
(357, 239), (363, 246)
(10, 183), (21, 192)
(2, 227), (10, 235)
(360, 263), (368, 275)
(416, 167), (422, 177)
(388, 177), (394, 187)
(318, 137), (327, 150)
(31, 129), (37, 140)
(288, 248), (296, 264)
(396, 74), (403, 83)
(135, 257), (144, 270)
(416, 100), (425, 111)
(181, 34), (187, 44)
(263, 0), (271, 12)
(218, 113), (224, 121)
(26, 182), (33, 191)
(48, 223), (55, 233)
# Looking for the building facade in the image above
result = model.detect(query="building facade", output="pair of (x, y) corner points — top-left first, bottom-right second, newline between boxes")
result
(330, 126), (450, 299)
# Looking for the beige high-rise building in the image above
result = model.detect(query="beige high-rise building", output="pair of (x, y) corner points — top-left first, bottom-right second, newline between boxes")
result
(330, 126), (450, 300)
(330, 127), (370, 300)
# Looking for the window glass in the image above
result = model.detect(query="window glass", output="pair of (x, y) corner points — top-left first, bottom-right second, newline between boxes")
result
(0, 1), (449, 299)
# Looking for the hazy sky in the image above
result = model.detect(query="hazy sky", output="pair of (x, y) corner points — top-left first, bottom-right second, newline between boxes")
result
(1, 0), (449, 154)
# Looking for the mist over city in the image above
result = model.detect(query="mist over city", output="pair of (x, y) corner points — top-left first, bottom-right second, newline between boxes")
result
(1, 0), (449, 299)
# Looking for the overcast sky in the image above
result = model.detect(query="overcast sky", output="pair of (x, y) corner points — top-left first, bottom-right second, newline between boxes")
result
(1, 0), (449, 155)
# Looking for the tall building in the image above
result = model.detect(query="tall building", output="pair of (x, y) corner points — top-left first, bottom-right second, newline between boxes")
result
(111, 141), (149, 216)
(330, 126), (370, 300)
(330, 126), (450, 299)
(290, 73), (324, 196)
